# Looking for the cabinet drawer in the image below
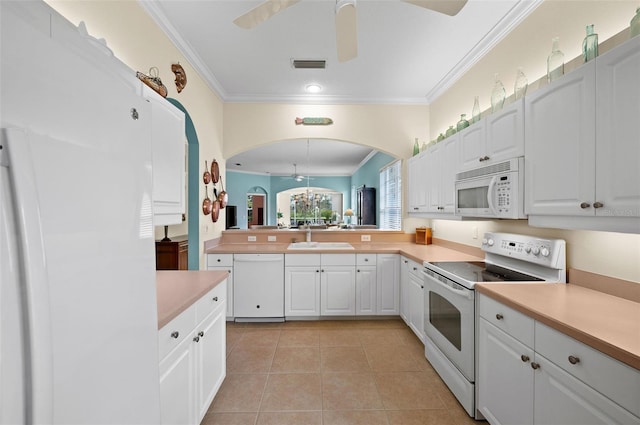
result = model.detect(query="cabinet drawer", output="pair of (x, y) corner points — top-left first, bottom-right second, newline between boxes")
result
(535, 322), (640, 417)
(285, 253), (321, 267)
(357, 253), (376, 266)
(207, 254), (233, 267)
(407, 260), (423, 278)
(322, 253), (356, 266)
(159, 305), (196, 360)
(478, 294), (534, 348)
(195, 281), (226, 323)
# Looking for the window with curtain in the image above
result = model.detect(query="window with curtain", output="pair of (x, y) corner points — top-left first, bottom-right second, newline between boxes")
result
(379, 160), (402, 230)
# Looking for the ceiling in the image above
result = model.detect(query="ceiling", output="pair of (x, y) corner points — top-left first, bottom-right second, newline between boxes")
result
(140, 0), (540, 175)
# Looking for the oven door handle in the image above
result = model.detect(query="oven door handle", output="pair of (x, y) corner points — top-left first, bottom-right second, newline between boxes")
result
(422, 270), (473, 300)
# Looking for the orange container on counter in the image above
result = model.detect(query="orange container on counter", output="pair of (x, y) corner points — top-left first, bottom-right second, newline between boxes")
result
(416, 227), (432, 245)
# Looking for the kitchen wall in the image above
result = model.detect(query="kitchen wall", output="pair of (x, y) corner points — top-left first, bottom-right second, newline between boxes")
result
(45, 0), (226, 269)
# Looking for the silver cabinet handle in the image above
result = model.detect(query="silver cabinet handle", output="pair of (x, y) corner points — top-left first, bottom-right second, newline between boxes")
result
(364, 258), (369, 262)
(593, 202), (604, 209)
(496, 313), (504, 320)
(521, 354), (530, 362)
(193, 336), (200, 343)
(580, 202), (591, 209)
(171, 331), (179, 339)
(531, 362), (540, 370)
(198, 331), (204, 337)
(568, 355), (580, 365)
(212, 296), (219, 302)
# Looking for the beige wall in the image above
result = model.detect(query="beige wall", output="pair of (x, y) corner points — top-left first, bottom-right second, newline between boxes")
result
(46, 0), (225, 269)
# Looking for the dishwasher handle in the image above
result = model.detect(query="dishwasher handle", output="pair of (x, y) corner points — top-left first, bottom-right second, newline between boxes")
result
(233, 254), (284, 263)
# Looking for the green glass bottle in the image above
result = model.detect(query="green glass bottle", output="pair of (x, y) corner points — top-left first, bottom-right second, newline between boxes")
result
(631, 7), (640, 38)
(582, 24), (598, 62)
(413, 138), (420, 156)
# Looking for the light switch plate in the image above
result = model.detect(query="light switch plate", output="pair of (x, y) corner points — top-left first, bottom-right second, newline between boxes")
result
(268, 236), (276, 242)
(361, 234), (371, 242)
(248, 236), (257, 242)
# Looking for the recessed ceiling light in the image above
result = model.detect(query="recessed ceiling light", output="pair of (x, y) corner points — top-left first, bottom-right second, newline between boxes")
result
(305, 84), (322, 94)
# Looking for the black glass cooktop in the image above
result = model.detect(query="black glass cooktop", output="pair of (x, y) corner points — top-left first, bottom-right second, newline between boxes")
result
(428, 261), (543, 283)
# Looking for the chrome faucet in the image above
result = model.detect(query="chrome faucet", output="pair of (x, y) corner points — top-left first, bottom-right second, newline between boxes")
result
(306, 226), (312, 243)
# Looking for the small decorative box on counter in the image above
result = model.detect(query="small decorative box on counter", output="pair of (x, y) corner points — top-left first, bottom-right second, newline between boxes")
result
(416, 227), (432, 245)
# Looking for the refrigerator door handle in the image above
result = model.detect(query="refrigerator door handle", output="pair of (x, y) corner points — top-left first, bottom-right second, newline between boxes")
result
(2, 128), (54, 424)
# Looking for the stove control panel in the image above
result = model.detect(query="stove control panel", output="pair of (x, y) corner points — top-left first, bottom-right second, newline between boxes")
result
(482, 232), (566, 270)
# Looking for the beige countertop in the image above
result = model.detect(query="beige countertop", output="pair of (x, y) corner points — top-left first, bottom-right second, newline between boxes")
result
(205, 241), (484, 265)
(156, 270), (228, 329)
(476, 283), (640, 370)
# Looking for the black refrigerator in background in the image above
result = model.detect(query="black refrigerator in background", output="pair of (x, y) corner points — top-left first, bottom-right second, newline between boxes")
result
(356, 186), (376, 225)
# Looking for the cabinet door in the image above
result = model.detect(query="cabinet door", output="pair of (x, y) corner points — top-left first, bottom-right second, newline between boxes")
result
(159, 334), (195, 425)
(285, 267), (321, 316)
(376, 254), (400, 314)
(458, 122), (486, 171)
(484, 98), (524, 164)
(195, 306), (226, 424)
(440, 136), (460, 213)
(477, 318), (534, 425)
(399, 258), (410, 323)
(355, 266), (376, 315)
(424, 144), (443, 213)
(534, 354), (640, 425)
(407, 154), (428, 212)
(146, 86), (186, 226)
(595, 37), (640, 218)
(320, 266), (355, 315)
(407, 271), (425, 342)
(525, 64), (596, 216)
(207, 266), (233, 318)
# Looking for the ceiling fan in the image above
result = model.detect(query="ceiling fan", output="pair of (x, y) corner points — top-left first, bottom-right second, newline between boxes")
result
(233, 0), (468, 62)
(289, 163), (306, 181)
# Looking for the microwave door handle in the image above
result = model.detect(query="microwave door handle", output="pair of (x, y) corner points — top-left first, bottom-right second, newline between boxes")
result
(487, 175), (498, 215)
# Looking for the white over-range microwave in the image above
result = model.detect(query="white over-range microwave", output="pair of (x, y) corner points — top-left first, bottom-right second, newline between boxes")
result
(454, 157), (526, 219)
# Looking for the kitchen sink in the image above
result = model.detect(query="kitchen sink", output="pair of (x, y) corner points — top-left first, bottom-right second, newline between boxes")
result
(287, 242), (354, 250)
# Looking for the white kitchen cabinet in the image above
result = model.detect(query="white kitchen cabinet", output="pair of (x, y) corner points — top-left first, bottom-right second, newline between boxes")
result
(400, 257), (425, 342)
(407, 153), (428, 213)
(526, 37), (640, 233)
(477, 293), (640, 425)
(145, 85), (186, 226)
(355, 254), (376, 315)
(320, 254), (356, 316)
(376, 253), (400, 315)
(159, 282), (226, 425)
(285, 264), (321, 317)
(206, 254), (234, 319)
(458, 99), (524, 172)
(424, 136), (459, 215)
(399, 257), (410, 323)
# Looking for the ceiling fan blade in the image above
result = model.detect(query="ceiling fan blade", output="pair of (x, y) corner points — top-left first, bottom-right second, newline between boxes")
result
(336, 0), (358, 63)
(402, 0), (468, 16)
(233, 0), (302, 29)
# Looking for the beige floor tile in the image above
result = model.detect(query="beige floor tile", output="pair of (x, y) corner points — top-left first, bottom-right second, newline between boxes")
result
(322, 409), (389, 425)
(363, 344), (421, 372)
(270, 346), (320, 373)
(358, 328), (404, 346)
(200, 411), (257, 425)
(226, 328), (244, 357)
(374, 372), (446, 410)
(319, 329), (361, 347)
(386, 409), (456, 425)
(322, 373), (383, 410)
(210, 374), (267, 412)
(235, 329), (281, 348)
(320, 346), (371, 372)
(278, 329), (320, 346)
(394, 327), (421, 345)
(226, 345), (276, 373)
(260, 373), (322, 411)
(350, 319), (405, 329)
(243, 322), (284, 329)
(255, 411), (322, 425)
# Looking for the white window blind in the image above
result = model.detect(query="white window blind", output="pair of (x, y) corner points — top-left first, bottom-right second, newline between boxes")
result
(379, 160), (402, 230)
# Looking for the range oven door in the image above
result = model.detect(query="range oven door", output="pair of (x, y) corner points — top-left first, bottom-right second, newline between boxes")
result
(423, 267), (475, 381)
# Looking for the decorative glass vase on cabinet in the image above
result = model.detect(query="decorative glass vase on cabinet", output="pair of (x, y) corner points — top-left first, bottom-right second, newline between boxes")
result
(514, 67), (528, 100)
(630, 7), (640, 38)
(490, 74), (506, 113)
(456, 114), (470, 131)
(547, 37), (565, 82)
(582, 24), (598, 62)
(472, 96), (481, 123)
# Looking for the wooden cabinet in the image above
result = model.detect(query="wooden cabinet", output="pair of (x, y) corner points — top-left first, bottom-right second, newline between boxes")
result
(145, 85), (186, 226)
(206, 254), (234, 319)
(156, 236), (188, 270)
(399, 257), (425, 342)
(285, 254), (321, 317)
(525, 37), (640, 233)
(159, 282), (226, 425)
(477, 293), (640, 425)
(376, 254), (400, 315)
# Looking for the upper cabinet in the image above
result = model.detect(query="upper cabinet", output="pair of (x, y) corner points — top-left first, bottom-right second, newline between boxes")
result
(144, 86), (186, 226)
(525, 36), (640, 233)
(458, 98), (524, 172)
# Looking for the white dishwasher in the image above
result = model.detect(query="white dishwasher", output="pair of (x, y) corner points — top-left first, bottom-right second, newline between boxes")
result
(233, 253), (285, 321)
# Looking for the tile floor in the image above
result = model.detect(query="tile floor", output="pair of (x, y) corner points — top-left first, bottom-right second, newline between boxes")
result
(201, 319), (482, 425)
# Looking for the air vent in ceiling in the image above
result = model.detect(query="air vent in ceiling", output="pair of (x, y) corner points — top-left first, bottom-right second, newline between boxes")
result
(292, 59), (326, 69)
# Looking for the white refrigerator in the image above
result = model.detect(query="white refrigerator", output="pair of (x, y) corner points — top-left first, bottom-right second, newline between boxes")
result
(1, 2), (161, 424)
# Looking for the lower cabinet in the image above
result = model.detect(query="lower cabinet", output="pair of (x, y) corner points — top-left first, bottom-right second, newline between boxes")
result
(206, 254), (234, 319)
(399, 256), (425, 342)
(321, 266), (356, 315)
(285, 267), (321, 316)
(159, 281), (226, 425)
(376, 254), (400, 315)
(477, 293), (640, 425)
